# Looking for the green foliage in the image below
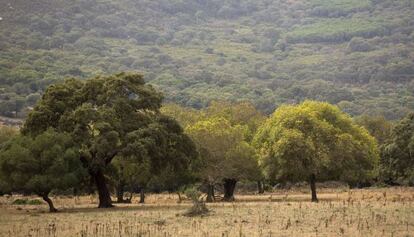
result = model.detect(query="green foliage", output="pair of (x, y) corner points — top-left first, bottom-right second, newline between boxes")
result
(380, 113), (414, 185)
(310, 0), (371, 16)
(21, 72), (198, 206)
(12, 199), (43, 205)
(0, 129), (85, 197)
(354, 115), (393, 145)
(163, 101), (264, 200)
(286, 18), (388, 43)
(0, 0), (413, 119)
(205, 101), (265, 138)
(187, 117), (261, 183)
(253, 101), (379, 185)
(118, 115), (199, 193)
(161, 103), (205, 128)
(183, 186), (209, 217)
(0, 126), (18, 148)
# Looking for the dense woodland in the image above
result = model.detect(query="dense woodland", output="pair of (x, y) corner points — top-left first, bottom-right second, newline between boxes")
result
(0, 0), (414, 119)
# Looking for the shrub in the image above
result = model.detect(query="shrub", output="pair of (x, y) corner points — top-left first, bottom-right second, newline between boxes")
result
(183, 187), (209, 217)
(12, 198), (43, 205)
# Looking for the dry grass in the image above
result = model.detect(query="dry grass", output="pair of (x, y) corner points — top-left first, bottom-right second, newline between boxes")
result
(0, 187), (413, 237)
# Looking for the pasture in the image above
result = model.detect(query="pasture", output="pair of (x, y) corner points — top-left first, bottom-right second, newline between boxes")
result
(0, 187), (413, 237)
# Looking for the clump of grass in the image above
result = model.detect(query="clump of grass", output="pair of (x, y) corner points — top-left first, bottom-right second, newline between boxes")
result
(183, 187), (209, 217)
(12, 198), (43, 205)
(153, 219), (166, 226)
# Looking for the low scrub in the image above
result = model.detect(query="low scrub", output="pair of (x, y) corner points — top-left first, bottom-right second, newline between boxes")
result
(12, 198), (43, 205)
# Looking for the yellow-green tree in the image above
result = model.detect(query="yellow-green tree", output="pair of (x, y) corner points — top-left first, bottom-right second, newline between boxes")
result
(187, 117), (261, 201)
(253, 101), (379, 202)
(205, 100), (265, 136)
(161, 103), (205, 128)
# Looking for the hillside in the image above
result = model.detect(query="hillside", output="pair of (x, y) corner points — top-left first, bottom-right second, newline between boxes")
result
(0, 0), (413, 119)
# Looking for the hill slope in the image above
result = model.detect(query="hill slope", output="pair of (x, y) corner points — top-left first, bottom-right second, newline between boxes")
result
(0, 0), (413, 119)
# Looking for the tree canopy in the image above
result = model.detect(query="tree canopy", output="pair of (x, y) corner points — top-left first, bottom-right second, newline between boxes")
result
(21, 72), (198, 208)
(0, 126), (18, 147)
(380, 113), (414, 185)
(0, 129), (86, 212)
(354, 115), (393, 145)
(253, 101), (379, 201)
(187, 117), (261, 201)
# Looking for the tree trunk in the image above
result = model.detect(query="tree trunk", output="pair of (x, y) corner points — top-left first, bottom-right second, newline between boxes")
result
(139, 188), (145, 203)
(177, 192), (182, 203)
(223, 179), (237, 202)
(206, 184), (215, 203)
(127, 192), (133, 203)
(310, 174), (318, 202)
(93, 169), (113, 208)
(42, 195), (57, 213)
(257, 180), (265, 194)
(116, 180), (125, 203)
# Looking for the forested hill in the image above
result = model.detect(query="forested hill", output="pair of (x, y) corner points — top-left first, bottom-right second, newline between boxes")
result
(0, 0), (413, 119)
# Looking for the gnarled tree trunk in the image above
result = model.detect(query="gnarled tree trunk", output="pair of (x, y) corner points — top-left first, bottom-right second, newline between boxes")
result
(310, 174), (318, 202)
(223, 179), (237, 202)
(93, 169), (113, 208)
(206, 184), (215, 203)
(41, 195), (57, 213)
(257, 180), (265, 194)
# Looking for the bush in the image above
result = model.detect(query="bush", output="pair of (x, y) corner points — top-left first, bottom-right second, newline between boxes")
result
(12, 198), (43, 205)
(183, 187), (209, 217)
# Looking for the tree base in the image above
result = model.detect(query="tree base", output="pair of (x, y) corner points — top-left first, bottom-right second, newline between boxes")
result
(223, 179), (237, 202)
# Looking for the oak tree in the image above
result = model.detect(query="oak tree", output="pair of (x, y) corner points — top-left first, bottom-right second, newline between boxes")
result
(0, 129), (86, 212)
(187, 117), (261, 202)
(22, 73), (197, 208)
(254, 101), (379, 202)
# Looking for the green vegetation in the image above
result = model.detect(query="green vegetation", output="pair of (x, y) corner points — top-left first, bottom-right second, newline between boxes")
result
(12, 198), (43, 205)
(187, 117), (261, 201)
(253, 101), (379, 201)
(354, 115), (393, 145)
(0, 0), (413, 119)
(0, 129), (86, 212)
(20, 73), (198, 209)
(0, 73), (413, 208)
(310, 0), (372, 15)
(380, 113), (414, 185)
(286, 18), (388, 43)
(0, 0), (413, 214)
(163, 100), (265, 201)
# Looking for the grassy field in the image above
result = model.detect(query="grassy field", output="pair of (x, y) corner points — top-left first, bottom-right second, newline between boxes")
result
(0, 188), (413, 237)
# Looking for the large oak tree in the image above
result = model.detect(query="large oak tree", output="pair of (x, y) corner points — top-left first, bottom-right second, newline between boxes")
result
(22, 73), (197, 208)
(253, 101), (379, 202)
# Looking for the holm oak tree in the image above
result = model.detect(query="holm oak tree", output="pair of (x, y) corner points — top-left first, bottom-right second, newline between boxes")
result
(0, 129), (86, 212)
(22, 72), (197, 208)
